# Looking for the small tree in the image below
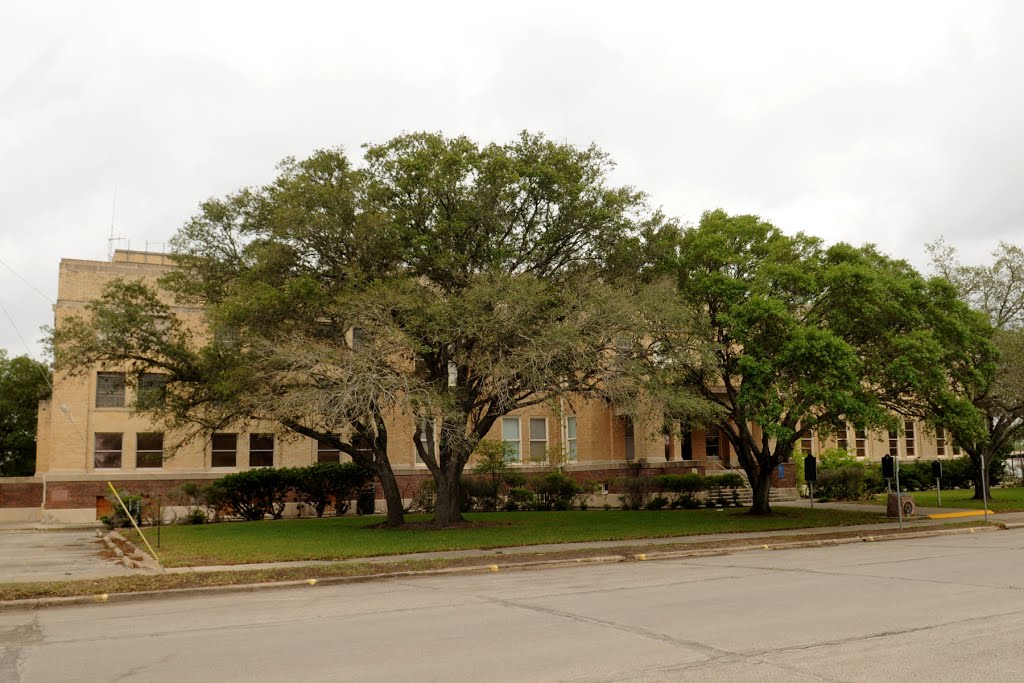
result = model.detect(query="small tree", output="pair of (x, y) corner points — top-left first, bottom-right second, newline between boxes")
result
(471, 440), (517, 511)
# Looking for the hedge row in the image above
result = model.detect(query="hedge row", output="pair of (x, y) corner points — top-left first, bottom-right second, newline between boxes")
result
(179, 462), (373, 522)
(616, 472), (747, 510)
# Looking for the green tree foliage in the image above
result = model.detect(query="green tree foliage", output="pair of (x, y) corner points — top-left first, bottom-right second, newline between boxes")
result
(929, 240), (1024, 498)
(54, 133), (706, 527)
(0, 351), (51, 476)
(666, 210), (987, 513)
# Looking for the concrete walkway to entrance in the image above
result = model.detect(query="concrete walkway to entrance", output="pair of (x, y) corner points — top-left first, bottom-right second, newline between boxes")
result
(0, 528), (133, 583)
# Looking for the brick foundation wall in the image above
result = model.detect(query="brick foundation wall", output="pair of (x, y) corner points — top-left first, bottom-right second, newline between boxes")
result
(0, 480), (44, 508)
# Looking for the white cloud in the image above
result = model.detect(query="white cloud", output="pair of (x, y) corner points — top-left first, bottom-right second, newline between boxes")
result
(2, 0), (1022, 357)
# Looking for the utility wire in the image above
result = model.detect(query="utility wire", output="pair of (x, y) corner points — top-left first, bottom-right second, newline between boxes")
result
(0, 255), (55, 305)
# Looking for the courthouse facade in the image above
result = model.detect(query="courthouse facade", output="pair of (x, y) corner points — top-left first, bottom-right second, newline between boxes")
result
(0, 250), (955, 522)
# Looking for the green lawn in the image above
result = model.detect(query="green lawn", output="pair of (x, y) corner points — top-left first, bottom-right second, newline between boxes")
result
(136, 508), (886, 568)
(888, 486), (1024, 512)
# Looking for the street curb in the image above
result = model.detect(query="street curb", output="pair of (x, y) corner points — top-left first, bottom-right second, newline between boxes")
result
(0, 555), (626, 612)
(0, 525), (1006, 612)
(630, 525), (1001, 562)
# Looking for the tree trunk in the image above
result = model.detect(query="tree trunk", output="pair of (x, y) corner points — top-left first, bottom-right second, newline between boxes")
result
(433, 471), (465, 526)
(748, 465), (774, 515)
(371, 457), (406, 526)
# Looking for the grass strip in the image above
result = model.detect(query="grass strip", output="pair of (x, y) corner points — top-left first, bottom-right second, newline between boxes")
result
(131, 508), (888, 567)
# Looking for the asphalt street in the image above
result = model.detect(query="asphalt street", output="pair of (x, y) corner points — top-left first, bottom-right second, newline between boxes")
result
(3, 529), (1024, 681)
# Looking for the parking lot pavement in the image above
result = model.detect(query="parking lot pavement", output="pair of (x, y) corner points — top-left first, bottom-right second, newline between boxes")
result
(0, 530), (133, 583)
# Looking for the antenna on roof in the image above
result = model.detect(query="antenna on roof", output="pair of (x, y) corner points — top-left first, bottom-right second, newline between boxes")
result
(107, 184), (129, 260)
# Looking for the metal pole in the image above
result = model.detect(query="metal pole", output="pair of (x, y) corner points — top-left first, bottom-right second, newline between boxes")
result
(810, 482), (814, 509)
(894, 455), (903, 530)
(981, 453), (989, 524)
(107, 482), (166, 573)
(936, 479), (941, 508)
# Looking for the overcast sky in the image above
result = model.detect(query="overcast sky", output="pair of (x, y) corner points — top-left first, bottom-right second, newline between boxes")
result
(2, 1), (1022, 360)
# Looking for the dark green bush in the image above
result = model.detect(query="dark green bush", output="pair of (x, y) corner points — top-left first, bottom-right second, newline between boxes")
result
(211, 468), (291, 521)
(100, 489), (143, 529)
(292, 462), (373, 517)
(615, 476), (656, 510)
(646, 496), (669, 510)
(531, 471), (583, 511)
(505, 487), (536, 511)
(815, 465), (867, 500)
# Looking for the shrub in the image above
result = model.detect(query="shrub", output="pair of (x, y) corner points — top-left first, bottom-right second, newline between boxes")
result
(615, 476), (656, 510)
(211, 468), (291, 521)
(100, 489), (143, 529)
(815, 465), (867, 500)
(531, 471), (583, 511)
(411, 479), (436, 513)
(303, 462), (373, 516)
(505, 487), (536, 511)
(662, 473), (705, 508)
(471, 440), (518, 510)
(646, 496), (669, 510)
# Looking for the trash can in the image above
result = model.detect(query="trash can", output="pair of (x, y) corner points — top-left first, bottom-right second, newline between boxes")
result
(887, 493), (916, 517)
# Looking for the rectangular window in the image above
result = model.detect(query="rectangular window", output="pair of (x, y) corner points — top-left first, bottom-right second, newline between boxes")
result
(502, 418), (521, 462)
(94, 433), (123, 468)
(624, 417), (635, 461)
(136, 433), (164, 469)
(855, 429), (867, 457)
(529, 417), (547, 462)
(888, 430), (899, 457)
(904, 420), (916, 457)
(705, 426), (720, 459)
(952, 439), (962, 456)
(211, 433), (237, 468)
(138, 373), (168, 406)
(801, 435), (814, 455)
(95, 372), (126, 408)
(316, 437), (341, 464)
(936, 426), (946, 456)
(414, 420), (438, 467)
(249, 434), (275, 467)
(837, 427), (850, 452)
(566, 416), (577, 462)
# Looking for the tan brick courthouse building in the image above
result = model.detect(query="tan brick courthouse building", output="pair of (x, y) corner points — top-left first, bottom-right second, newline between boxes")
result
(0, 250), (960, 522)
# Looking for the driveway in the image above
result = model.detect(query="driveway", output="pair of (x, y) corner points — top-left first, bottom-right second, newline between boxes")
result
(0, 529), (132, 583)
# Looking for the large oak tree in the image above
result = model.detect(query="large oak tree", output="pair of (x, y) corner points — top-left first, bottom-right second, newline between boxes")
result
(668, 210), (988, 513)
(56, 133), (702, 526)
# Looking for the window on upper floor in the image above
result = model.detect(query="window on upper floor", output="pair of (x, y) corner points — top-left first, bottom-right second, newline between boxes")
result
(211, 433), (237, 468)
(888, 430), (899, 457)
(249, 433), (275, 467)
(624, 417), (636, 461)
(138, 373), (168, 406)
(705, 426), (720, 459)
(904, 420), (916, 457)
(502, 418), (522, 463)
(837, 427), (850, 452)
(136, 432), (164, 469)
(96, 372), (126, 408)
(528, 417), (548, 462)
(94, 433), (123, 468)
(855, 429), (867, 457)
(566, 416), (578, 462)
(316, 436), (341, 464)
(936, 426), (947, 456)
